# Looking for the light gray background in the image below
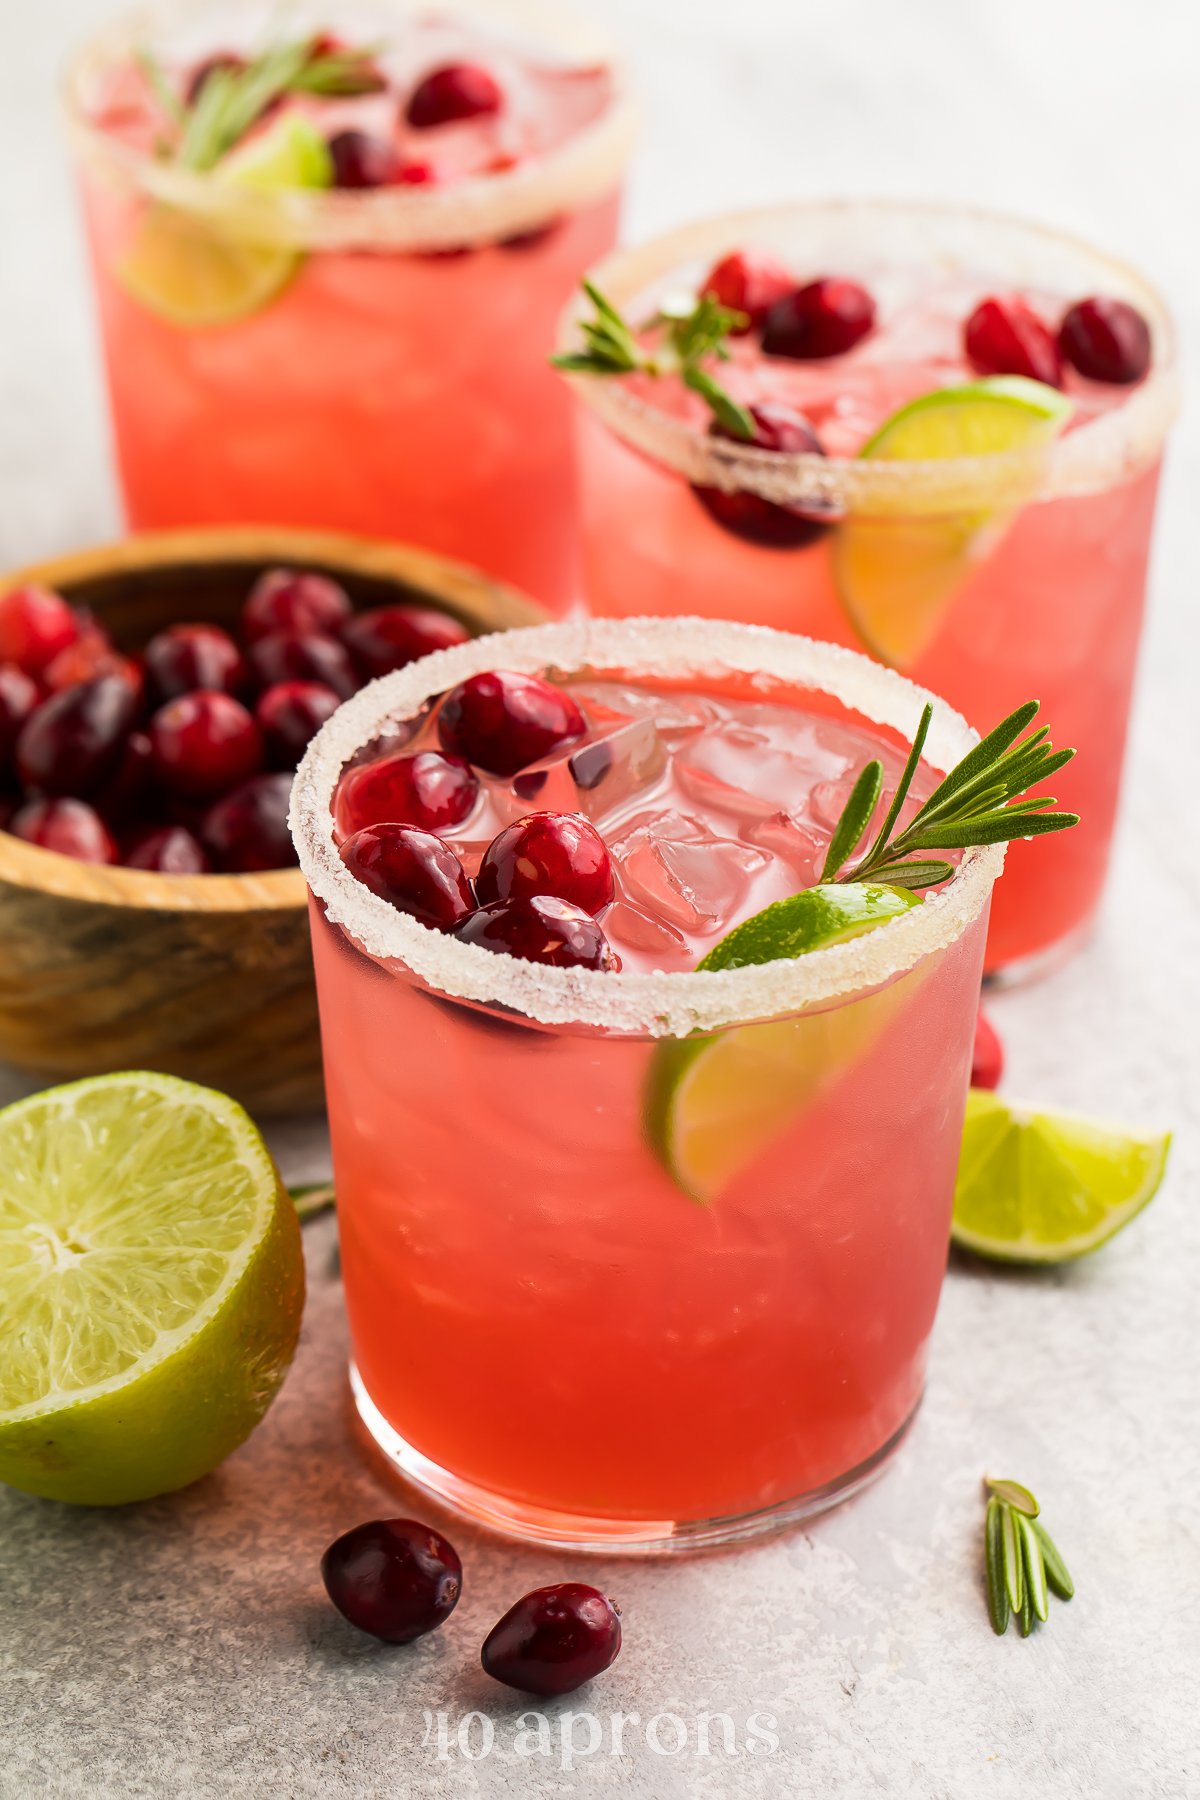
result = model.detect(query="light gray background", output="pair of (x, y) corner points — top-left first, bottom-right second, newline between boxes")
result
(1, 3), (1198, 1796)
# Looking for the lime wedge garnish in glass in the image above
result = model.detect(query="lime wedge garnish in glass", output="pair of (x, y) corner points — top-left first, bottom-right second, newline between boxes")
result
(0, 1072), (305, 1505)
(833, 377), (1074, 670)
(117, 114), (334, 328)
(648, 883), (919, 1203)
(953, 1088), (1170, 1263)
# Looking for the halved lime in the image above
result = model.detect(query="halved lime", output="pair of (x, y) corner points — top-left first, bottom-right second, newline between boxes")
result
(833, 377), (1074, 670)
(117, 115), (334, 328)
(648, 883), (919, 1203)
(953, 1088), (1170, 1263)
(0, 1072), (305, 1505)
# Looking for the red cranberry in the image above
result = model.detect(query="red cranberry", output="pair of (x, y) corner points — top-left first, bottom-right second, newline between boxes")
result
(340, 605), (470, 680)
(150, 691), (263, 802)
(10, 796), (116, 864)
(335, 748), (478, 837)
(397, 159), (437, 185)
(93, 729), (155, 825)
(455, 895), (618, 970)
(481, 1584), (621, 1697)
(0, 585), (82, 678)
(247, 631), (357, 701)
(184, 53), (247, 105)
(762, 278), (876, 359)
(256, 681), (341, 769)
(1058, 296), (1151, 385)
(202, 773), (297, 873)
(694, 402), (832, 548)
(124, 825), (210, 874)
(702, 249), (796, 331)
(972, 1008), (1003, 1091)
(322, 1518), (462, 1644)
(241, 569), (353, 643)
(16, 674), (138, 796)
(476, 813), (614, 916)
(44, 634), (139, 698)
(144, 623), (246, 703)
(964, 296), (1062, 387)
(339, 823), (473, 929)
(0, 665), (40, 775)
(328, 131), (400, 189)
(406, 62), (503, 128)
(438, 671), (584, 776)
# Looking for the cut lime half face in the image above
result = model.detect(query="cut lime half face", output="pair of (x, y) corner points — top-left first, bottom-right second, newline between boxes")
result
(0, 1071), (305, 1505)
(116, 115), (334, 328)
(648, 883), (919, 1203)
(953, 1088), (1170, 1264)
(833, 377), (1074, 670)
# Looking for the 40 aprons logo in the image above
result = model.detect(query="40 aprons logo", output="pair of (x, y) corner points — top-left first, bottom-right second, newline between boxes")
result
(421, 1707), (780, 1770)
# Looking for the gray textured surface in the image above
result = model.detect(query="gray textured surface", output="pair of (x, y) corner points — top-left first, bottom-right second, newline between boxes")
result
(2, 2), (1199, 1795)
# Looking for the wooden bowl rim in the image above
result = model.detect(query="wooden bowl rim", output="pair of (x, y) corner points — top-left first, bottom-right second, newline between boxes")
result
(1, 526), (541, 915)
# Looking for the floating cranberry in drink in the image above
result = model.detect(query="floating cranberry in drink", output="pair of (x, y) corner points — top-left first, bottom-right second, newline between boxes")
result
(702, 249), (796, 331)
(438, 671), (585, 776)
(475, 812), (614, 915)
(455, 894), (619, 970)
(693, 403), (832, 548)
(481, 1584), (621, 1696)
(1058, 296), (1151, 385)
(964, 295), (1062, 387)
(405, 62), (503, 128)
(321, 1518), (462, 1643)
(328, 130), (400, 190)
(339, 824), (474, 929)
(335, 748), (478, 838)
(762, 277), (876, 359)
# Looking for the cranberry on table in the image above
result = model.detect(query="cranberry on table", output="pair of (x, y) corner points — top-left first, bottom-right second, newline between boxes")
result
(329, 130), (400, 190)
(10, 797), (117, 864)
(241, 568), (353, 643)
(702, 248), (796, 331)
(150, 691), (263, 802)
(247, 631), (358, 701)
(202, 772), (296, 873)
(322, 1518), (462, 1644)
(476, 812), (615, 916)
(124, 825), (210, 874)
(971, 1008), (1004, 1091)
(340, 823), (474, 929)
(0, 665), (40, 775)
(481, 1584), (621, 1697)
(455, 895), (619, 970)
(16, 674), (138, 796)
(762, 277), (876, 360)
(438, 670), (584, 776)
(406, 62), (503, 128)
(340, 605), (469, 681)
(256, 681), (342, 769)
(693, 402), (832, 549)
(0, 585), (82, 678)
(1058, 296), (1151, 385)
(335, 748), (478, 837)
(144, 623), (246, 703)
(963, 295), (1062, 387)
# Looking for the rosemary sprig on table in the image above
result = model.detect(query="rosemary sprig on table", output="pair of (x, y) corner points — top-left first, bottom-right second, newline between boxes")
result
(984, 1477), (1074, 1637)
(821, 699), (1079, 891)
(552, 281), (755, 440)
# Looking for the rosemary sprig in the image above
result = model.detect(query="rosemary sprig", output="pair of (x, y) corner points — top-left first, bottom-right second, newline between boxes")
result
(288, 1181), (336, 1222)
(552, 281), (755, 440)
(821, 699), (1078, 890)
(984, 1477), (1073, 1636)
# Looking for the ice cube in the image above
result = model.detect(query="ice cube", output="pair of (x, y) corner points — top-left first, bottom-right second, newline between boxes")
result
(603, 898), (692, 966)
(610, 809), (770, 934)
(745, 811), (825, 884)
(673, 761), (783, 822)
(568, 682), (718, 746)
(508, 717), (667, 821)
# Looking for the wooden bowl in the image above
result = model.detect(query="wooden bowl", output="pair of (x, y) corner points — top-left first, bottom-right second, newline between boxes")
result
(0, 528), (542, 1114)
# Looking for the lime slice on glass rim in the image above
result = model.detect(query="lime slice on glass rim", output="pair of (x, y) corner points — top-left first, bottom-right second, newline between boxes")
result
(647, 883), (919, 1204)
(832, 376), (1074, 671)
(953, 1088), (1170, 1264)
(0, 1072), (304, 1505)
(117, 114), (334, 328)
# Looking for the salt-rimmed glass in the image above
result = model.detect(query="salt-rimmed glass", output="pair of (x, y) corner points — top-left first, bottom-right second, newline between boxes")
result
(559, 201), (1178, 979)
(63, 0), (637, 612)
(292, 618), (1002, 1552)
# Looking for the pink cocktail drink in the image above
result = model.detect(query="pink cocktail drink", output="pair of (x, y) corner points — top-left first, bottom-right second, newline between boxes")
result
(292, 621), (1002, 1549)
(65, 0), (636, 612)
(560, 205), (1177, 975)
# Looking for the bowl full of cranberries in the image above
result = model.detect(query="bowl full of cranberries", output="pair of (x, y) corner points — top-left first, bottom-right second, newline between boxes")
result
(0, 527), (540, 1111)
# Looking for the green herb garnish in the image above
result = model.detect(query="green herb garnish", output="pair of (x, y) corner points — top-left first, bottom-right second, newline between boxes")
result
(552, 280), (755, 440)
(288, 1181), (336, 1222)
(984, 1477), (1074, 1636)
(821, 699), (1078, 890)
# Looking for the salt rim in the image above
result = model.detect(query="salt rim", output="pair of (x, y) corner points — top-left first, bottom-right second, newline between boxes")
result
(63, 0), (638, 251)
(290, 616), (1006, 1037)
(558, 200), (1179, 514)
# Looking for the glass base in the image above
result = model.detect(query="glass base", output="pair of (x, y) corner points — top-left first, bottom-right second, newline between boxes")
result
(984, 910), (1096, 991)
(350, 1362), (919, 1555)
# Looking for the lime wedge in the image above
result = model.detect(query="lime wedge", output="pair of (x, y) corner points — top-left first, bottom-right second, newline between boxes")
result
(117, 115), (334, 328)
(0, 1072), (305, 1504)
(648, 883), (919, 1203)
(833, 378), (1074, 670)
(953, 1088), (1170, 1263)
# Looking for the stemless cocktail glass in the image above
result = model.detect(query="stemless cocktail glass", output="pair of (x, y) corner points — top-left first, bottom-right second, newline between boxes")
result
(64, 0), (636, 612)
(560, 203), (1177, 976)
(292, 618), (1003, 1551)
